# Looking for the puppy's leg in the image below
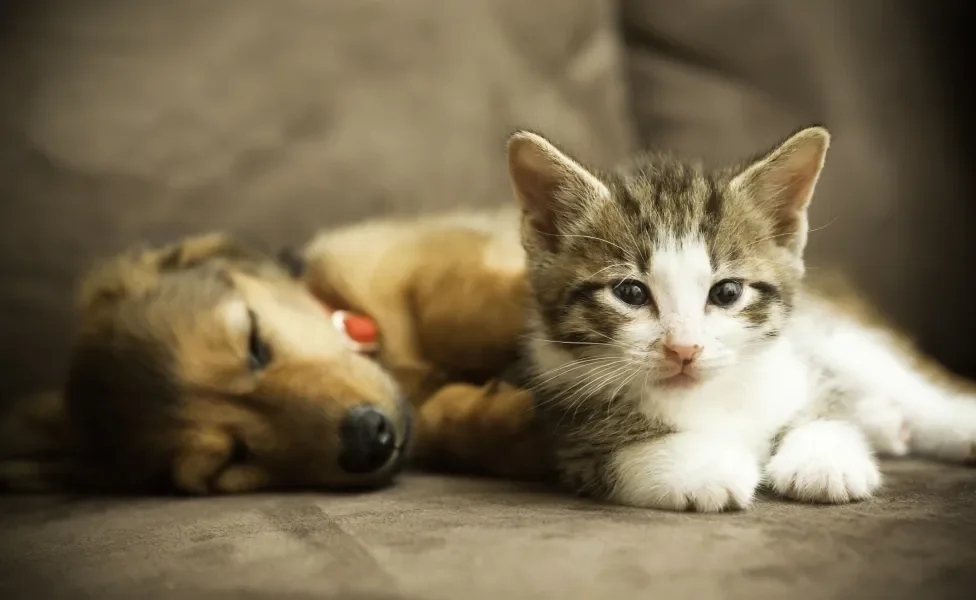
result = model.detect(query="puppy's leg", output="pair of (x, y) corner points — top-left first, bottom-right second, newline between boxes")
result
(413, 379), (552, 481)
(405, 232), (549, 479)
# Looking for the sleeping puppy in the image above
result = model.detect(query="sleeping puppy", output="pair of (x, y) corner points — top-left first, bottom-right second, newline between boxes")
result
(1, 211), (550, 495)
(1, 233), (411, 494)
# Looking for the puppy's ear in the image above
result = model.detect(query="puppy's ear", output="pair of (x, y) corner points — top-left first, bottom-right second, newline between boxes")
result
(155, 232), (248, 271)
(276, 246), (307, 279)
(80, 233), (259, 312)
(78, 250), (161, 312)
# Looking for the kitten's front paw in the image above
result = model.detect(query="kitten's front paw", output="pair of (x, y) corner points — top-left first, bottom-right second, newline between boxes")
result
(609, 435), (761, 513)
(767, 420), (881, 504)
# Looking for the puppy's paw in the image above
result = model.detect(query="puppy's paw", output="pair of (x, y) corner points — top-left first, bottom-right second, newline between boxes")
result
(609, 434), (761, 513)
(767, 420), (881, 504)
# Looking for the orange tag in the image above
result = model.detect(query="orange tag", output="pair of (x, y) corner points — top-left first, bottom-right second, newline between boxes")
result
(331, 310), (380, 354)
(342, 313), (378, 345)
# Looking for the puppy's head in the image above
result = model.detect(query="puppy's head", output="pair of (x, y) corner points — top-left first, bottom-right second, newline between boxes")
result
(67, 234), (410, 494)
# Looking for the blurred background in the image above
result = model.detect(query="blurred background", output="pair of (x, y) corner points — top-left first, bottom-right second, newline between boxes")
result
(0, 0), (973, 403)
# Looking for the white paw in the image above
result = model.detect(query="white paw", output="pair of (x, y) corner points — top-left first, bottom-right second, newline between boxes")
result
(609, 434), (761, 513)
(767, 420), (881, 504)
(852, 395), (911, 457)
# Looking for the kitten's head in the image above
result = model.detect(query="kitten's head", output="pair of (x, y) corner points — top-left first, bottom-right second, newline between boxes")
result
(508, 127), (829, 390)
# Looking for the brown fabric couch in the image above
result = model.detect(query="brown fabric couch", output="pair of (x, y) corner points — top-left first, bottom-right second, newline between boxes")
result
(1, 1), (974, 598)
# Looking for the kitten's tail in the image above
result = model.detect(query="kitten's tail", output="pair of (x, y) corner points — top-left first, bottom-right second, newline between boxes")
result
(0, 391), (83, 492)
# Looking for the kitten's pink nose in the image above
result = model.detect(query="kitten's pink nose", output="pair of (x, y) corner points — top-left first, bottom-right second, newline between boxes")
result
(664, 341), (702, 364)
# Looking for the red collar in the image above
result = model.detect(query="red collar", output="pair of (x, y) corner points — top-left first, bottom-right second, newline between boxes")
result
(311, 294), (380, 355)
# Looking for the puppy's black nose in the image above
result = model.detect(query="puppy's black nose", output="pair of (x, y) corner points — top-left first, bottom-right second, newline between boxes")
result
(338, 406), (396, 474)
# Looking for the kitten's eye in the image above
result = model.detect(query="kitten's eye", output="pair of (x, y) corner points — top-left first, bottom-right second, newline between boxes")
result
(612, 279), (651, 307)
(708, 280), (743, 308)
(247, 310), (273, 370)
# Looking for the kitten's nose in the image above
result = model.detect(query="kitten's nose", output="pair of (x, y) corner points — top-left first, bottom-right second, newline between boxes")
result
(664, 341), (702, 364)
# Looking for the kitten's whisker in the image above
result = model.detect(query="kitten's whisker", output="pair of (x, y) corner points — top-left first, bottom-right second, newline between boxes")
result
(804, 217), (840, 238)
(580, 327), (645, 353)
(547, 358), (631, 399)
(563, 363), (635, 425)
(531, 357), (621, 389)
(640, 366), (652, 406)
(565, 362), (633, 406)
(547, 361), (631, 404)
(528, 356), (624, 393)
(521, 336), (638, 353)
(607, 367), (638, 403)
(719, 255), (799, 272)
(532, 230), (631, 257)
(582, 263), (632, 281)
(606, 368), (642, 418)
(529, 360), (621, 388)
(544, 363), (626, 421)
(524, 328), (645, 355)
(611, 200), (645, 267)
(741, 216), (839, 250)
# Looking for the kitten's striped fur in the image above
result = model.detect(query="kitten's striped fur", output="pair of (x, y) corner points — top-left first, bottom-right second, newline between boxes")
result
(509, 127), (976, 511)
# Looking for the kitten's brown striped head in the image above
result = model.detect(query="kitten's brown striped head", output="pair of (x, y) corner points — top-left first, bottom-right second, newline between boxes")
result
(508, 127), (829, 390)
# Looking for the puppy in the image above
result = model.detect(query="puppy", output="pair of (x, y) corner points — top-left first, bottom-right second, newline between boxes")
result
(2, 234), (410, 493)
(1, 212), (550, 495)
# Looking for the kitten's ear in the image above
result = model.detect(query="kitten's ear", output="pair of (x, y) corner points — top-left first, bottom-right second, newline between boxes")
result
(730, 126), (830, 256)
(507, 131), (610, 244)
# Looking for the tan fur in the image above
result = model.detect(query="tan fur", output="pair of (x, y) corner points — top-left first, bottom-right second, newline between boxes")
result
(302, 209), (527, 382)
(301, 208), (550, 479)
(415, 381), (550, 480)
(1, 212), (551, 494)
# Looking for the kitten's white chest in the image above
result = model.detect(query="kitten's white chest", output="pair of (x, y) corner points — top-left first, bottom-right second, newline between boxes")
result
(635, 339), (811, 453)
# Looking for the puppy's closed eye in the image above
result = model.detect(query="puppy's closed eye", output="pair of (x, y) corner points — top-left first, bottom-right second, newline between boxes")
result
(247, 310), (273, 371)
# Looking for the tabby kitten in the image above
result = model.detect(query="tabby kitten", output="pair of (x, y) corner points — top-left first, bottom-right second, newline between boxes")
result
(508, 127), (976, 512)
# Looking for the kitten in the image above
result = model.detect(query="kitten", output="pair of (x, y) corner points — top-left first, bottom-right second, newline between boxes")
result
(507, 127), (976, 512)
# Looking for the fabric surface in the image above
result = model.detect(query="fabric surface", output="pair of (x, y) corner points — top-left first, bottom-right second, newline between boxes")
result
(1, 461), (975, 600)
(0, 0), (635, 401)
(619, 0), (976, 377)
